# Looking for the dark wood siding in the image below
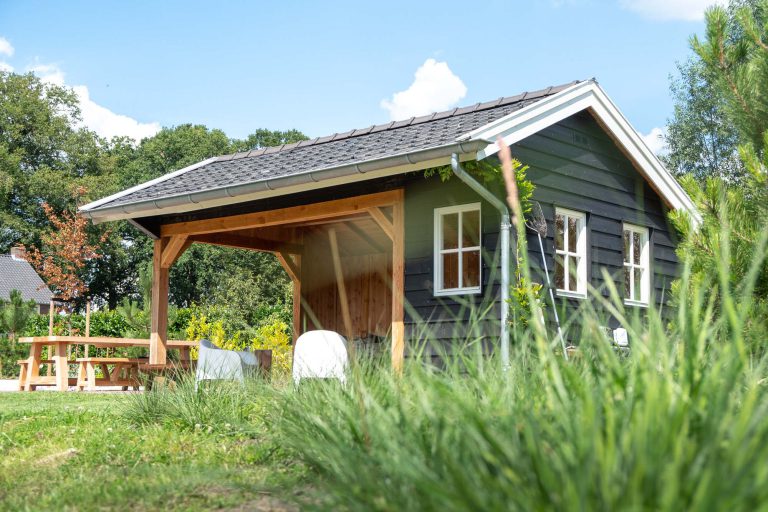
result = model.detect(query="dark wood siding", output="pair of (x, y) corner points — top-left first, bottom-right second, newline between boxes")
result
(400, 110), (680, 350)
(513, 111), (679, 331)
(403, 174), (503, 351)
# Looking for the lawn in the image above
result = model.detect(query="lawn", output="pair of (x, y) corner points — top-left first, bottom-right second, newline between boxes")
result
(0, 391), (307, 512)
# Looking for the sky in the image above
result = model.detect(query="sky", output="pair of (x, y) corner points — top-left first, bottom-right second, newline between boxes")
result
(0, 0), (724, 154)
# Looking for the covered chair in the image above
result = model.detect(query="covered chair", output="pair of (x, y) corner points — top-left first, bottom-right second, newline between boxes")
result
(195, 339), (260, 388)
(292, 330), (348, 385)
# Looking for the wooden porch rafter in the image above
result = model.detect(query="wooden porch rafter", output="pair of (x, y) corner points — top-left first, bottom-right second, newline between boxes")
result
(160, 189), (402, 237)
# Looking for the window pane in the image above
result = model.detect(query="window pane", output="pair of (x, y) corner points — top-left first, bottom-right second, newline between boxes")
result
(462, 250), (480, 288)
(555, 215), (564, 250)
(568, 255), (580, 291)
(623, 230), (630, 264)
(634, 267), (643, 301)
(624, 266), (631, 297)
(442, 213), (458, 249)
(443, 252), (459, 289)
(633, 232), (641, 264)
(568, 217), (578, 253)
(461, 210), (480, 247)
(555, 255), (564, 289)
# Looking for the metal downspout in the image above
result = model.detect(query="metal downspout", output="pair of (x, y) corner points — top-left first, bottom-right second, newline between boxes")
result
(450, 154), (511, 368)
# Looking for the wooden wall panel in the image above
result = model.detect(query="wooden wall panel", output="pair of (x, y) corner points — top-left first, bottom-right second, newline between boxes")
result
(300, 229), (392, 339)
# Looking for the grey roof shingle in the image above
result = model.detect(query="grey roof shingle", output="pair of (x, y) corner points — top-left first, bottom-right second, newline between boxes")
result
(90, 81), (581, 211)
(0, 255), (53, 305)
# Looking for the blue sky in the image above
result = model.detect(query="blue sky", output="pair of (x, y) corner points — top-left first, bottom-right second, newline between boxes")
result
(0, 0), (720, 151)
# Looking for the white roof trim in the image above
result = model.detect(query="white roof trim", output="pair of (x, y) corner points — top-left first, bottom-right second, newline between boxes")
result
(463, 81), (699, 220)
(80, 157), (220, 212)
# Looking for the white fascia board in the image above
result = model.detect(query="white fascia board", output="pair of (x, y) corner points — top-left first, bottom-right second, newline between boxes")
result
(79, 157), (220, 212)
(465, 81), (699, 222)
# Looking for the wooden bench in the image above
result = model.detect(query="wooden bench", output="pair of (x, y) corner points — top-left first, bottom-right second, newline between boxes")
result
(76, 357), (146, 391)
(18, 359), (53, 391)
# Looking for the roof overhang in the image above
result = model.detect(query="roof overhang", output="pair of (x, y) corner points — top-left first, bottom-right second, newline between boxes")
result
(80, 141), (485, 223)
(463, 80), (699, 221)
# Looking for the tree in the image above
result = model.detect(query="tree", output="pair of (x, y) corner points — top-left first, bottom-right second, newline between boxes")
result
(692, 1), (768, 152)
(664, 59), (743, 182)
(24, 190), (107, 307)
(670, 0), (768, 344)
(0, 290), (37, 343)
(664, 0), (765, 183)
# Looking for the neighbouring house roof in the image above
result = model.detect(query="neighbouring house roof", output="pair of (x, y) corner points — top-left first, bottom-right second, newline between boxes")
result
(80, 79), (697, 223)
(0, 255), (53, 305)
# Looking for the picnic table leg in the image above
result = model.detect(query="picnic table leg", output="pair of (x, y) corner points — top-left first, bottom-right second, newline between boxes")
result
(179, 346), (191, 370)
(86, 362), (97, 391)
(25, 343), (42, 391)
(17, 362), (27, 391)
(77, 361), (86, 391)
(55, 341), (69, 391)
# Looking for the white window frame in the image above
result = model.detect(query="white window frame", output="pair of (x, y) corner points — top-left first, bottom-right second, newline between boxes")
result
(623, 223), (651, 306)
(554, 207), (587, 298)
(434, 203), (482, 296)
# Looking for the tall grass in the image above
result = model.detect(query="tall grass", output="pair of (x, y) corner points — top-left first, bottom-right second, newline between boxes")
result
(126, 209), (768, 510)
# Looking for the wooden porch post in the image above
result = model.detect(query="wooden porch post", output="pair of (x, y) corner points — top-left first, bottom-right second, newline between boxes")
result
(150, 238), (169, 365)
(391, 190), (405, 370)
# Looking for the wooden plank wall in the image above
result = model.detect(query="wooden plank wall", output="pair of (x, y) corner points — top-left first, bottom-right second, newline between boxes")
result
(300, 232), (392, 339)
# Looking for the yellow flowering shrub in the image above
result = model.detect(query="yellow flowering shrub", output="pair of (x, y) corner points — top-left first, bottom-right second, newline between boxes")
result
(251, 319), (292, 375)
(185, 315), (244, 359)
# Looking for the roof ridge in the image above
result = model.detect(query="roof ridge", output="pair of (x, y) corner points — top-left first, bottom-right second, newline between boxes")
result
(213, 80), (583, 160)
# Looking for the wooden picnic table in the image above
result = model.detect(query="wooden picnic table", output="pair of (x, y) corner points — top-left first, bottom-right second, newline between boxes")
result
(17, 336), (197, 391)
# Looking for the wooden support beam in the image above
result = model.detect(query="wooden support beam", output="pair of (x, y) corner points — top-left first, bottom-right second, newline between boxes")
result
(391, 191), (405, 371)
(276, 252), (300, 282)
(190, 233), (301, 254)
(160, 189), (402, 237)
(161, 235), (190, 268)
(367, 207), (394, 241)
(48, 299), (55, 336)
(150, 238), (169, 365)
(276, 250), (303, 343)
(328, 228), (354, 343)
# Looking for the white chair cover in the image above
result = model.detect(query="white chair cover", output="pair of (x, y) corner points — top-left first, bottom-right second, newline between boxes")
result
(292, 330), (348, 385)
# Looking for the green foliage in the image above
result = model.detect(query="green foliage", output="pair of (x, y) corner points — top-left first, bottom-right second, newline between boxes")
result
(664, 58), (744, 181)
(692, 0), (768, 152)
(0, 336), (28, 377)
(0, 290), (37, 342)
(669, 0), (768, 339)
(508, 268), (544, 329)
(424, 157), (535, 214)
(251, 315), (293, 375)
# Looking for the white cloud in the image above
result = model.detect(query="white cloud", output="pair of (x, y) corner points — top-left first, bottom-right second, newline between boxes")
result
(381, 58), (468, 121)
(642, 126), (668, 155)
(28, 62), (160, 142)
(0, 36), (14, 72)
(620, 0), (726, 21)
(0, 37), (14, 57)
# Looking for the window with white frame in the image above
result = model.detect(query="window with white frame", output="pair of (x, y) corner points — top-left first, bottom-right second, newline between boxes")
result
(554, 208), (587, 297)
(434, 203), (481, 295)
(623, 223), (650, 305)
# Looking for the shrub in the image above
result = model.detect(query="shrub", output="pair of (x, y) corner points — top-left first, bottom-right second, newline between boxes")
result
(251, 316), (292, 375)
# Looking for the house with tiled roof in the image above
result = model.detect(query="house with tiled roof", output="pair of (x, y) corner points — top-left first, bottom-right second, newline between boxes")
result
(0, 247), (53, 314)
(80, 79), (695, 367)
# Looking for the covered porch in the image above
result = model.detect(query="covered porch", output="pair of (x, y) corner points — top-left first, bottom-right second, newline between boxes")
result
(148, 189), (406, 369)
